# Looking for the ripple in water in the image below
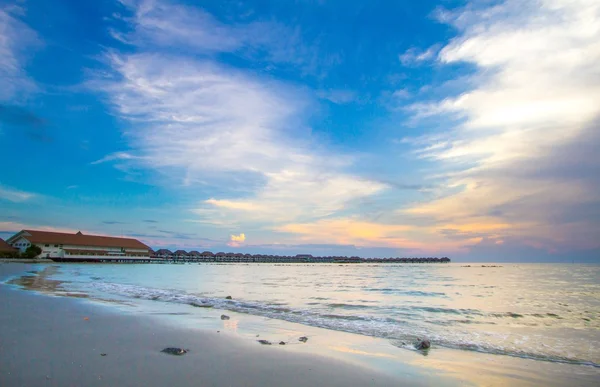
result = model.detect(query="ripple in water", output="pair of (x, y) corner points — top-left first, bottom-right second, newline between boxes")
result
(32, 263), (600, 369)
(69, 280), (600, 368)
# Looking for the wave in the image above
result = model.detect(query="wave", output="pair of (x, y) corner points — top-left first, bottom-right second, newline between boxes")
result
(365, 288), (448, 298)
(326, 303), (372, 309)
(412, 340), (600, 368)
(82, 281), (599, 369)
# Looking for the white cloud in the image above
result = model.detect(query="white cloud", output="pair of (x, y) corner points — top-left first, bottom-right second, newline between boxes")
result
(0, 7), (39, 102)
(399, 45), (440, 66)
(95, 53), (306, 177)
(114, 0), (329, 74)
(0, 185), (35, 202)
(91, 151), (142, 165)
(199, 172), (385, 224)
(94, 1), (386, 228)
(405, 0), (600, 252)
(119, 0), (241, 52)
(317, 89), (357, 104)
(391, 89), (411, 99)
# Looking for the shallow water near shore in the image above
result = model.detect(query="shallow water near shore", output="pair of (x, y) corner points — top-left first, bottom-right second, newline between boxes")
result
(3, 262), (600, 385)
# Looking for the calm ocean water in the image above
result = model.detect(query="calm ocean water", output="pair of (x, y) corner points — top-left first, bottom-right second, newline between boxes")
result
(17, 263), (600, 368)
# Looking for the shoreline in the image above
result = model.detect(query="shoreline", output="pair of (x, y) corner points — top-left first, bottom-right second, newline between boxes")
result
(1, 263), (599, 386)
(0, 263), (440, 387)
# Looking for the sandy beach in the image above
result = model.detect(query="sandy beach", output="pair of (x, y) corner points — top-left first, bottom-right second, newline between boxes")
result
(1, 263), (599, 387)
(0, 263), (418, 387)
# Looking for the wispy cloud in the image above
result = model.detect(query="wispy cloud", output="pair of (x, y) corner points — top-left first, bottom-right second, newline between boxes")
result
(102, 220), (127, 225)
(275, 217), (476, 253)
(391, 89), (411, 99)
(0, 221), (79, 234)
(114, 0), (334, 75)
(0, 104), (44, 126)
(91, 151), (141, 165)
(0, 6), (39, 102)
(317, 89), (358, 104)
(0, 104), (52, 142)
(403, 0), (600, 252)
(0, 185), (36, 202)
(93, 1), (386, 230)
(115, 0), (241, 52)
(156, 229), (196, 239)
(399, 45), (440, 66)
(198, 172), (384, 224)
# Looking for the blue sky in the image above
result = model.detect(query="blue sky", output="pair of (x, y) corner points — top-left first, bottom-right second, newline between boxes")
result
(1, 0), (599, 261)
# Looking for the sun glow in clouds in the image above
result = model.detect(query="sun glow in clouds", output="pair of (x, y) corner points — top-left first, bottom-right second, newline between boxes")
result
(228, 233), (246, 247)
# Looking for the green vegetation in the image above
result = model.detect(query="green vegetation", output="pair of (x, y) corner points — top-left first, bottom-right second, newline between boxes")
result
(22, 245), (42, 259)
(0, 251), (20, 258)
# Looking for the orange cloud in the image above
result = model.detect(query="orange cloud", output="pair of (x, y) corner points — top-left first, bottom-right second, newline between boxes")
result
(438, 221), (512, 233)
(230, 233), (246, 242)
(278, 219), (411, 242)
(276, 218), (475, 253)
(228, 232), (246, 247)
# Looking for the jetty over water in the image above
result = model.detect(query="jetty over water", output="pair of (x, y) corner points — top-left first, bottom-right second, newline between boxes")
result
(143, 251), (451, 264)
(50, 254), (451, 264)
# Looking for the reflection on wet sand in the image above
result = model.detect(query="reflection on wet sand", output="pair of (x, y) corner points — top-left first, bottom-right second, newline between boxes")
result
(409, 347), (598, 387)
(7, 266), (75, 295)
(223, 318), (239, 332)
(329, 345), (396, 359)
(7, 266), (129, 306)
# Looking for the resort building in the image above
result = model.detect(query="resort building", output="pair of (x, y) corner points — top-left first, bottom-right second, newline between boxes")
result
(6, 230), (151, 261)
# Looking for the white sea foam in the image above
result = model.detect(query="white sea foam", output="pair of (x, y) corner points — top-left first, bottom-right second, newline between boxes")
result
(71, 279), (600, 368)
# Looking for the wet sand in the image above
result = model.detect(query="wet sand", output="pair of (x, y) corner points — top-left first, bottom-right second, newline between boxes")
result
(0, 263), (416, 387)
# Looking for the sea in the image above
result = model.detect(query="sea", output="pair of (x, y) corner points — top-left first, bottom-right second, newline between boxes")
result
(7, 262), (600, 370)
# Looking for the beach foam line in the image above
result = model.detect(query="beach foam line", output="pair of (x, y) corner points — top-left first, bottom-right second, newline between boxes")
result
(78, 281), (600, 369)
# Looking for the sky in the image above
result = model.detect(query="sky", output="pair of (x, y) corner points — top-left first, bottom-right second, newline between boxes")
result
(0, 0), (599, 262)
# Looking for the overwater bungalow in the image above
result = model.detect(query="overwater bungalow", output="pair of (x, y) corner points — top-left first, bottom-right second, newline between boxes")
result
(102, 247), (452, 264)
(155, 249), (173, 259)
(174, 250), (189, 260)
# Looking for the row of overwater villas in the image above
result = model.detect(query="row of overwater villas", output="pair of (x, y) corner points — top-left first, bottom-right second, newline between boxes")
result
(151, 249), (451, 263)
